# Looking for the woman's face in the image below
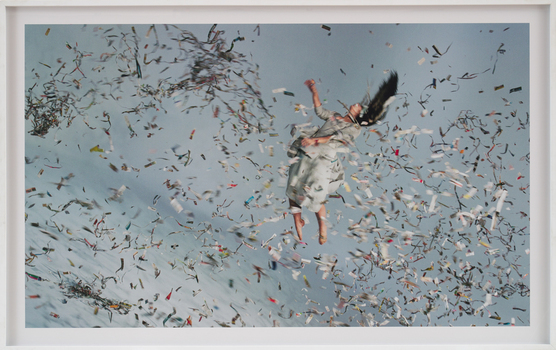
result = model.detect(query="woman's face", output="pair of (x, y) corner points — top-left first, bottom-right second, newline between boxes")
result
(349, 103), (363, 117)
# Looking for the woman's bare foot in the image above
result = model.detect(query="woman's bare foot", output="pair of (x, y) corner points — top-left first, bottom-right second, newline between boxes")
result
(318, 217), (327, 245)
(294, 218), (305, 241)
(316, 205), (328, 245)
(290, 199), (305, 241)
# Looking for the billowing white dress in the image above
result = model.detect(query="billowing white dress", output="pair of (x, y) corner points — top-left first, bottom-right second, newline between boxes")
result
(286, 105), (361, 212)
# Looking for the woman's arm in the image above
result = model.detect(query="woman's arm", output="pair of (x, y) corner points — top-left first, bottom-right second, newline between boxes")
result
(305, 79), (334, 120)
(304, 79), (321, 108)
(301, 79), (336, 147)
(301, 135), (332, 147)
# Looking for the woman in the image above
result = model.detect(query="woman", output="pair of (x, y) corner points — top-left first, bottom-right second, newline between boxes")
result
(286, 72), (398, 245)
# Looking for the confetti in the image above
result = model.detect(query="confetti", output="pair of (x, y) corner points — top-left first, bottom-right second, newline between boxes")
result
(23, 23), (530, 330)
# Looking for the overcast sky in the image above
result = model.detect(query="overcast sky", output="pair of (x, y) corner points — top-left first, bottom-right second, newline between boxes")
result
(24, 22), (530, 331)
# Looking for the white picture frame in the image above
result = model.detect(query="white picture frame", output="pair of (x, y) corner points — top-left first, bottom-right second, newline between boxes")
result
(0, 1), (553, 349)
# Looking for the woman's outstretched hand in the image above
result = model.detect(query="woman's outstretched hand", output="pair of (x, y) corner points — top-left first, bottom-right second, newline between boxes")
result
(305, 79), (321, 107)
(304, 79), (316, 92)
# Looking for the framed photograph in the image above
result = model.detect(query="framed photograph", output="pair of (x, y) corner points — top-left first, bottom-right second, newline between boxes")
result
(1, 1), (553, 349)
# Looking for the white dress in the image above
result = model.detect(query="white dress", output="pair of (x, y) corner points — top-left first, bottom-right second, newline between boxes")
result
(286, 105), (361, 212)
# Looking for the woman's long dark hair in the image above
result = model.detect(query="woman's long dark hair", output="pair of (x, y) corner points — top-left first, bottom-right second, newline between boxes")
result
(356, 71), (398, 126)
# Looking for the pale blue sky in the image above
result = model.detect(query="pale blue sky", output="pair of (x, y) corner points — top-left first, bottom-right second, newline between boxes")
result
(25, 23), (530, 328)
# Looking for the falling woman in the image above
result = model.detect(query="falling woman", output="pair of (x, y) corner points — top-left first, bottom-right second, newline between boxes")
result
(286, 71), (398, 244)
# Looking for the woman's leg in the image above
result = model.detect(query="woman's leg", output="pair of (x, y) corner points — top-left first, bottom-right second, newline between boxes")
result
(289, 199), (305, 241)
(316, 204), (327, 245)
